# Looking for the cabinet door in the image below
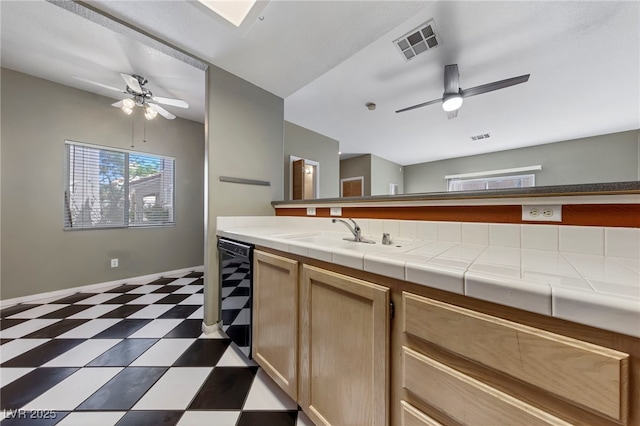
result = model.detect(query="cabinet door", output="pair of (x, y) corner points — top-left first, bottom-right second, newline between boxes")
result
(253, 250), (299, 400)
(300, 265), (390, 426)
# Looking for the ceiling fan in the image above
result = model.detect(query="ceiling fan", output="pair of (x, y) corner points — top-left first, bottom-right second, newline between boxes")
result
(395, 64), (530, 119)
(72, 73), (189, 120)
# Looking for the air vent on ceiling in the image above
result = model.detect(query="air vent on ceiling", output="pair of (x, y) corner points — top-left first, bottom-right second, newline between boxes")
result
(470, 133), (491, 141)
(394, 20), (440, 61)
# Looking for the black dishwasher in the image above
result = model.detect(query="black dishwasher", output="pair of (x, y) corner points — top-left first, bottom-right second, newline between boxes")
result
(218, 238), (253, 358)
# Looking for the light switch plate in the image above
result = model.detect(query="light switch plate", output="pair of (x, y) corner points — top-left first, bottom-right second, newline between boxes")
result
(306, 207), (316, 216)
(522, 205), (562, 222)
(330, 207), (342, 216)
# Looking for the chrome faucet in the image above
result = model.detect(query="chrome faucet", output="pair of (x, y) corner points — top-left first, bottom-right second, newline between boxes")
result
(332, 218), (375, 244)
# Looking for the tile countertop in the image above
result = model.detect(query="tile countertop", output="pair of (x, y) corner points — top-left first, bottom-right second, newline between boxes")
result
(216, 216), (640, 338)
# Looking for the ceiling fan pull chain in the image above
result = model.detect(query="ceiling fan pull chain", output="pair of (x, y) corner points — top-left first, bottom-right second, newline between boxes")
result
(131, 113), (135, 148)
(143, 119), (147, 143)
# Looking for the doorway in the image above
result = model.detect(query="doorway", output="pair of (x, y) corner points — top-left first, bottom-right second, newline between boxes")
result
(340, 176), (364, 197)
(290, 156), (319, 200)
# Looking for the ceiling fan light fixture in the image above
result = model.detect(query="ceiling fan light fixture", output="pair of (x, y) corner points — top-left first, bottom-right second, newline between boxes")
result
(442, 94), (463, 112)
(121, 106), (133, 115)
(144, 106), (158, 120)
(122, 98), (135, 109)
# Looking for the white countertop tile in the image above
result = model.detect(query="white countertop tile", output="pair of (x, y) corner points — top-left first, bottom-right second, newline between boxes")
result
(465, 272), (552, 315)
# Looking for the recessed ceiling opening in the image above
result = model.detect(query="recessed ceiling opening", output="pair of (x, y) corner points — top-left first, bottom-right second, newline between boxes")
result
(195, 0), (258, 27)
(394, 20), (440, 61)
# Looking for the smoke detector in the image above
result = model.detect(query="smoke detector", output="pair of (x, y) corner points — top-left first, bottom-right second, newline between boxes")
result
(394, 20), (440, 61)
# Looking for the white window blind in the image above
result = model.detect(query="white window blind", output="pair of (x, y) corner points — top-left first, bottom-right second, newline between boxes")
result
(64, 142), (175, 229)
(448, 173), (535, 192)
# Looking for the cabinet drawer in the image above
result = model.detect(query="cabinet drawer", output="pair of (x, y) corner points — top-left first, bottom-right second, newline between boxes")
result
(401, 401), (444, 426)
(403, 347), (572, 426)
(403, 292), (629, 423)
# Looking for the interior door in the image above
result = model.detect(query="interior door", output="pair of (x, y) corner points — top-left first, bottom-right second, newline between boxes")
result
(342, 178), (363, 197)
(292, 159), (305, 200)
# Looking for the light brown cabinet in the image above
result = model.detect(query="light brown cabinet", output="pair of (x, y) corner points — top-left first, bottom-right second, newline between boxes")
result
(252, 250), (299, 399)
(300, 265), (390, 426)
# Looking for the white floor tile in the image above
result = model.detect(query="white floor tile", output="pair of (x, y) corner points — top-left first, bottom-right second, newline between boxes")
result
(126, 294), (167, 305)
(7, 304), (69, 319)
(177, 411), (240, 426)
(126, 304), (173, 319)
(243, 369), (297, 410)
(221, 287), (234, 298)
(56, 319), (122, 339)
(44, 339), (122, 367)
(132, 367), (212, 410)
(1, 319), (61, 339)
(75, 293), (121, 305)
(22, 367), (122, 410)
(56, 411), (126, 426)
(127, 319), (184, 338)
(178, 294), (204, 305)
(172, 285), (201, 295)
(232, 309), (250, 326)
(0, 339), (50, 363)
(67, 305), (120, 319)
(170, 278), (200, 286)
(126, 285), (163, 294)
(187, 307), (203, 320)
(297, 411), (315, 426)
(0, 368), (35, 387)
(219, 296), (248, 310)
(129, 338), (195, 366)
(216, 344), (256, 367)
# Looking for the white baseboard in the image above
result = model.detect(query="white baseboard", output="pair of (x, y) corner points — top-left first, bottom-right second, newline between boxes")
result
(1, 265), (205, 307)
(202, 320), (222, 335)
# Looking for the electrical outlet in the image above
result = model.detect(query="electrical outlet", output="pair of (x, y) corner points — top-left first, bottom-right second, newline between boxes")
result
(111, 258), (119, 268)
(330, 207), (342, 216)
(522, 205), (562, 222)
(306, 207), (316, 216)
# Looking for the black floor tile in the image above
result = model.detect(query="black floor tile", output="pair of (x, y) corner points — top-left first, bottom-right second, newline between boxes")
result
(237, 411), (298, 426)
(188, 366), (258, 409)
(226, 325), (251, 347)
(0, 411), (69, 425)
(0, 319), (28, 331)
(39, 305), (91, 319)
(1, 339), (12, 345)
(2, 339), (85, 367)
(229, 287), (251, 297)
(173, 339), (231, 367)
(147, 278), (178, 286)
(76, 367), (167, 410)
(22, 319), (89, 339)
(87, 338), (158, 367)
(151, 286), (181, 293)
(221, 309), (241, 325)
(183, 272), (203, 278)
(98, 304), (146, 318)
(196, 289), (204, 294)
(0, 305), (40, 318)
(192, 278), (204, 286)
(93, 319), (153, 339)
(105, 285), (142, 293)
(103, 294), (143, 304)
(0, 367), (78, 409)
(154, 294), (189, 304)
(163, 319), (202, 338)
(51, 293), (95, 304)
(115, 410), (183, 426)
(159, 305), (200, 319)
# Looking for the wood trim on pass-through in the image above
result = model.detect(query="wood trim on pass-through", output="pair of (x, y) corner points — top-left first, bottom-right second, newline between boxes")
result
(275, 204), (640, 227)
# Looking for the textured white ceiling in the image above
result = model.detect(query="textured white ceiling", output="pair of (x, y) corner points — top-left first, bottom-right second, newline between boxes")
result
(1, 1), (639, 166)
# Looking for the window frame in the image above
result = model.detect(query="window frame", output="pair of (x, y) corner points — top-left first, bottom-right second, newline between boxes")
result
(63, 140), (176, 231)
(447, 173), (536, 192)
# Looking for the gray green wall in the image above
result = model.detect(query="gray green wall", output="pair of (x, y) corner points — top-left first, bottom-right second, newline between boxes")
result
(404, 130), (640, 193)
(0, 68), (205, 300)
(283, 121), (339, 199)
(203, 65), (284, 327)
(340, 155), (372, 196)
(371, 154), (404, 196)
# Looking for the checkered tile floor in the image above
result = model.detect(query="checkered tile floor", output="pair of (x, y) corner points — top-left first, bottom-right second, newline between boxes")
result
(0, 272), (312, 426)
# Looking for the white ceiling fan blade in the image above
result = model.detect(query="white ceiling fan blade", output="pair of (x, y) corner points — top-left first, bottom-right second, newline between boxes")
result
(151, 96), (189, 109)
(149, 103), (176, 120)
(72, 76), (126, 93)
(395, 98), (441, 113)
(111, 100), (123, 108)
(120, 73), (143, 94)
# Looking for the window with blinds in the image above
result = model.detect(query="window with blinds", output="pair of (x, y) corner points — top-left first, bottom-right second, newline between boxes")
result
(447, 174), (535, 192)
(64, 141), (175, 230)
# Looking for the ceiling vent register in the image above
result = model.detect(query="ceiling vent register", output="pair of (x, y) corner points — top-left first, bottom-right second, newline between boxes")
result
(394, 20), (440, 61)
